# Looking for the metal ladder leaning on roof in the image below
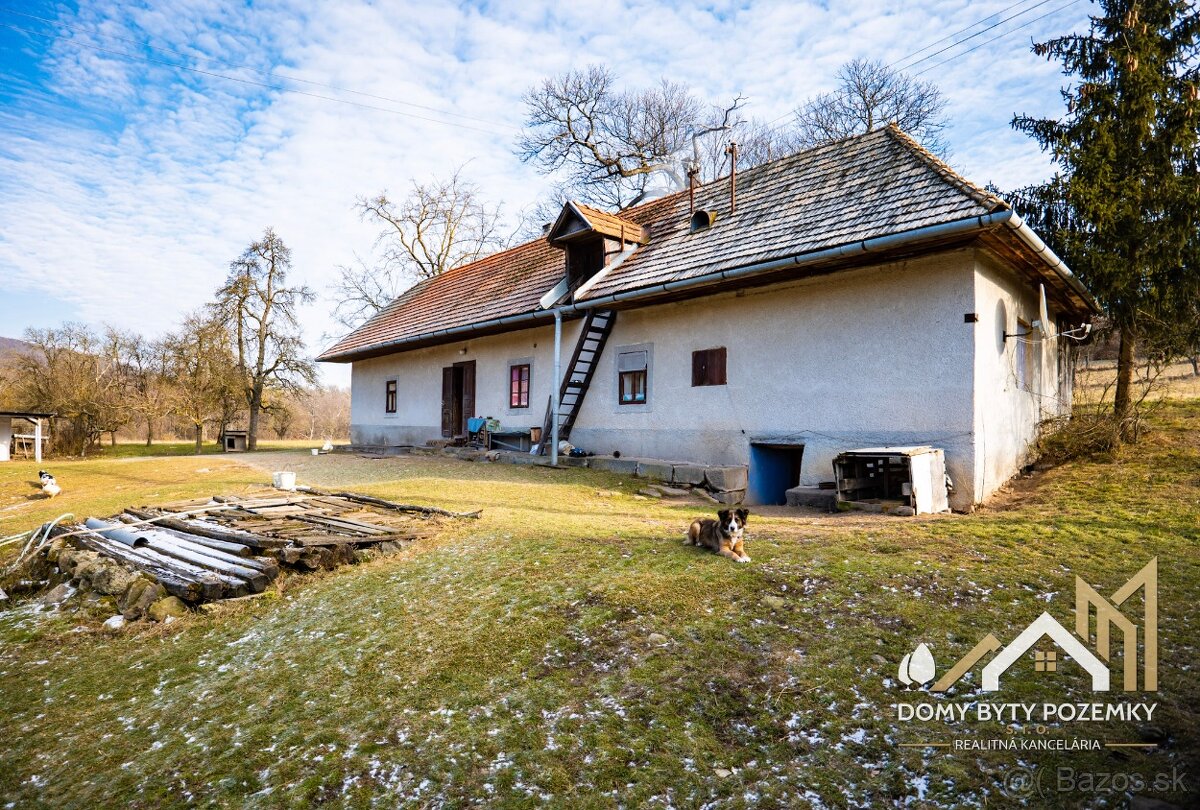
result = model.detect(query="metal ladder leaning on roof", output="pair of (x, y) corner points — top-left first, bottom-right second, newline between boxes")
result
(538, 309), (617, 455)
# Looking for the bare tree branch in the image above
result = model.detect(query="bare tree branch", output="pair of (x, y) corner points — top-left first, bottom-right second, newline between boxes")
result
(793, 59), (949, 155)
(333, 168), (506, 331)
(518, 65), (778, 209)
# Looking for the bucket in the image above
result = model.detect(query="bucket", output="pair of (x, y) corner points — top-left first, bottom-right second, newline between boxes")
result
(311, 448), (320, 456)
(272, 471), (297, 491)
(530, 427), (543, 444)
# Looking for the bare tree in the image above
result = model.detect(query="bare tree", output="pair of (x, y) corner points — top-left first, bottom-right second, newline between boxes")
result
(112, 330), (174, 445)
(166, 312), (242, 454)
(518, 65), (760, 209)
(333, 169), (505, 330)
(329, 254), (403, 332)
(214, 228), (317, 450)
(300, 385), (350, 440)
(794, 59), (948, 154)
(13, 323), (127, 455)
(268, 398), (297, 440)
(696, 115), (797, 180)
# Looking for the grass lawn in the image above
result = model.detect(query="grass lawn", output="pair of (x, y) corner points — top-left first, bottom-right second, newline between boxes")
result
(1, 404), (1198, 808)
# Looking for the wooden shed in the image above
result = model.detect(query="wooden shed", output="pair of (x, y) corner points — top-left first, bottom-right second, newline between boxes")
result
(0, 411), (54, 462)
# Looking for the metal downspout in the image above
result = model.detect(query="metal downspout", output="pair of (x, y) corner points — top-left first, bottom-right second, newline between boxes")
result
(551, 310), (562, 466)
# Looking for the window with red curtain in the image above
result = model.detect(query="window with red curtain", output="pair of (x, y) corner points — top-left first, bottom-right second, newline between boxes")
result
(510, 364), (530, 408)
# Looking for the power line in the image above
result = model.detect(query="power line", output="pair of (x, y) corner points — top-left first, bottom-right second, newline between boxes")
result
(909, 0), (1083, 79)
(887, 0), (1041, 69)
(758, 0), (1052, 130)
(891, 0), (1059, 74)
(0, 21), (514, 137)
(759, 0), (1081, 136)
(0, 8), (507, 129)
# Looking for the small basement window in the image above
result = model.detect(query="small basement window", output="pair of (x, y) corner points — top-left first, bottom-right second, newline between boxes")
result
(692, 347), (727, 386)
(509, 363), (530, 409)
(384, 379), (397, 414)
(618, 350), (648, 405)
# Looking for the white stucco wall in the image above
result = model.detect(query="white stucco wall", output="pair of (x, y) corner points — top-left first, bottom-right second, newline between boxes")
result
(970, 252), (1070, 502)
(0, 417), (11, 463)
(566, 251), (978, 507)
(349, 321), (585, 447)
(343, 246), (1081, 510)
(346, 249), (988, 508)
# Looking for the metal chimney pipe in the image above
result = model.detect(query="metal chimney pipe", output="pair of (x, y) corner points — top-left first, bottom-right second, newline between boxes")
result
(726, 141), (739, 214)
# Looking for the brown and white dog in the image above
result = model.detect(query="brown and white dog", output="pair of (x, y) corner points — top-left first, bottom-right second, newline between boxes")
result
(686, 508), (750, 563)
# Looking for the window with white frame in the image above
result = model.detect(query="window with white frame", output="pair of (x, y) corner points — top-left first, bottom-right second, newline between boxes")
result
(618, 350), (648, 405)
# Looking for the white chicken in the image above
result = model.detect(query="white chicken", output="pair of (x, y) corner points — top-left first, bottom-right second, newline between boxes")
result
(38, 470), (61, 498)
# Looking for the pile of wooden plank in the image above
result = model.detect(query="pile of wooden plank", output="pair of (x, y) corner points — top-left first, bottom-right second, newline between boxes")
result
(47, 488), (475, 604)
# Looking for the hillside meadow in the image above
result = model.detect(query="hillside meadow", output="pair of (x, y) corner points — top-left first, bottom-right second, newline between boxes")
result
(1, 398), (1197, 807)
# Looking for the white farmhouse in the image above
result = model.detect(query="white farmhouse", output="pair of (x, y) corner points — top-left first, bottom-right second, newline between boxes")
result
(319, 126), (1097, 511)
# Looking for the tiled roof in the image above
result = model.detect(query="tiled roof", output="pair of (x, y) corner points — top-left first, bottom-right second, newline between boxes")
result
(579, 126), (1005, 299)
(320, 126), (1010, 362)
(319, 238), (565, 361)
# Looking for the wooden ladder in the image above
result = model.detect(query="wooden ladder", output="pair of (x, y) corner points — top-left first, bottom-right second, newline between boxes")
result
(538, 309), (617, 454)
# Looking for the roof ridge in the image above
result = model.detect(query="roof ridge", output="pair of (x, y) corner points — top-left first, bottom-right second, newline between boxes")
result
(882, 124), (1009, 212)
(320, 125), (1030, 362)
(632, 127), (894, 209)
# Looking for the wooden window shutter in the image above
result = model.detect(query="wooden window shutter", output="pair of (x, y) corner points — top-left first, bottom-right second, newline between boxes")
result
(692, 347), (727, 386)
(713, 347), (726, 385)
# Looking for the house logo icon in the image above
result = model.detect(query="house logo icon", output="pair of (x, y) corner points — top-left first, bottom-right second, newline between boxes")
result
(897, 558), (1158, 693)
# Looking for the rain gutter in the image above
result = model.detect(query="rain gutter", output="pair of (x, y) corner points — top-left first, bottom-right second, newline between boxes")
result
(319, 209), (1096, 363)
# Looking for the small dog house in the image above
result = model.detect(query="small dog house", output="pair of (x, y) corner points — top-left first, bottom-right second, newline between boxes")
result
(223, 430), (249, 453)
(833, 446), (950, 515)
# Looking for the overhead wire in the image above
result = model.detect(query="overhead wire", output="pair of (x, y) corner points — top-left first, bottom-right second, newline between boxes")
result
(2, 2), (1084, 142)
(758, 0), (1084, 137)
(908, 0), (1084, 80)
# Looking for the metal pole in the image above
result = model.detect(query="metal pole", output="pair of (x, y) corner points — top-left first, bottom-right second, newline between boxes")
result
(551, 310), (562, 466)
(34, 418), (42, 464)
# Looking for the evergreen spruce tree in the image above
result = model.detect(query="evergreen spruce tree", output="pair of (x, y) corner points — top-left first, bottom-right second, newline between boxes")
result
(1013, 0), (1200, 441)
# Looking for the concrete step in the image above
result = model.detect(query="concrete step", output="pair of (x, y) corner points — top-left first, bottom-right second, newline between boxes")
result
(333, 444), (412, 457)
(785, 486), (837, 512)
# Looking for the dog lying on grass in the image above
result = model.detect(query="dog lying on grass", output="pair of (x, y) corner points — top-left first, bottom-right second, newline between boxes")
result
(686, 508), (750, 563)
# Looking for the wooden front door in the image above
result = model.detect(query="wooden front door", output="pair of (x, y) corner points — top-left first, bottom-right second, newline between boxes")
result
(440, 360), (476, 438)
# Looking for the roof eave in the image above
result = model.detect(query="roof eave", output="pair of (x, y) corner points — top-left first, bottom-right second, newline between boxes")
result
(571, 209), (1098, 319)
(319, 209), (1100, 363)
(318, 309), (583, 363)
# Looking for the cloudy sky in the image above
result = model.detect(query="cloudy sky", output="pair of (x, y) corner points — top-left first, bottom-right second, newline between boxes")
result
(0, 0), (1090, 385)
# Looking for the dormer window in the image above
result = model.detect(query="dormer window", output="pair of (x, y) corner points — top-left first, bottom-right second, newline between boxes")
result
(567, 238), (607, 291)
(545, 201), (650, 299)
